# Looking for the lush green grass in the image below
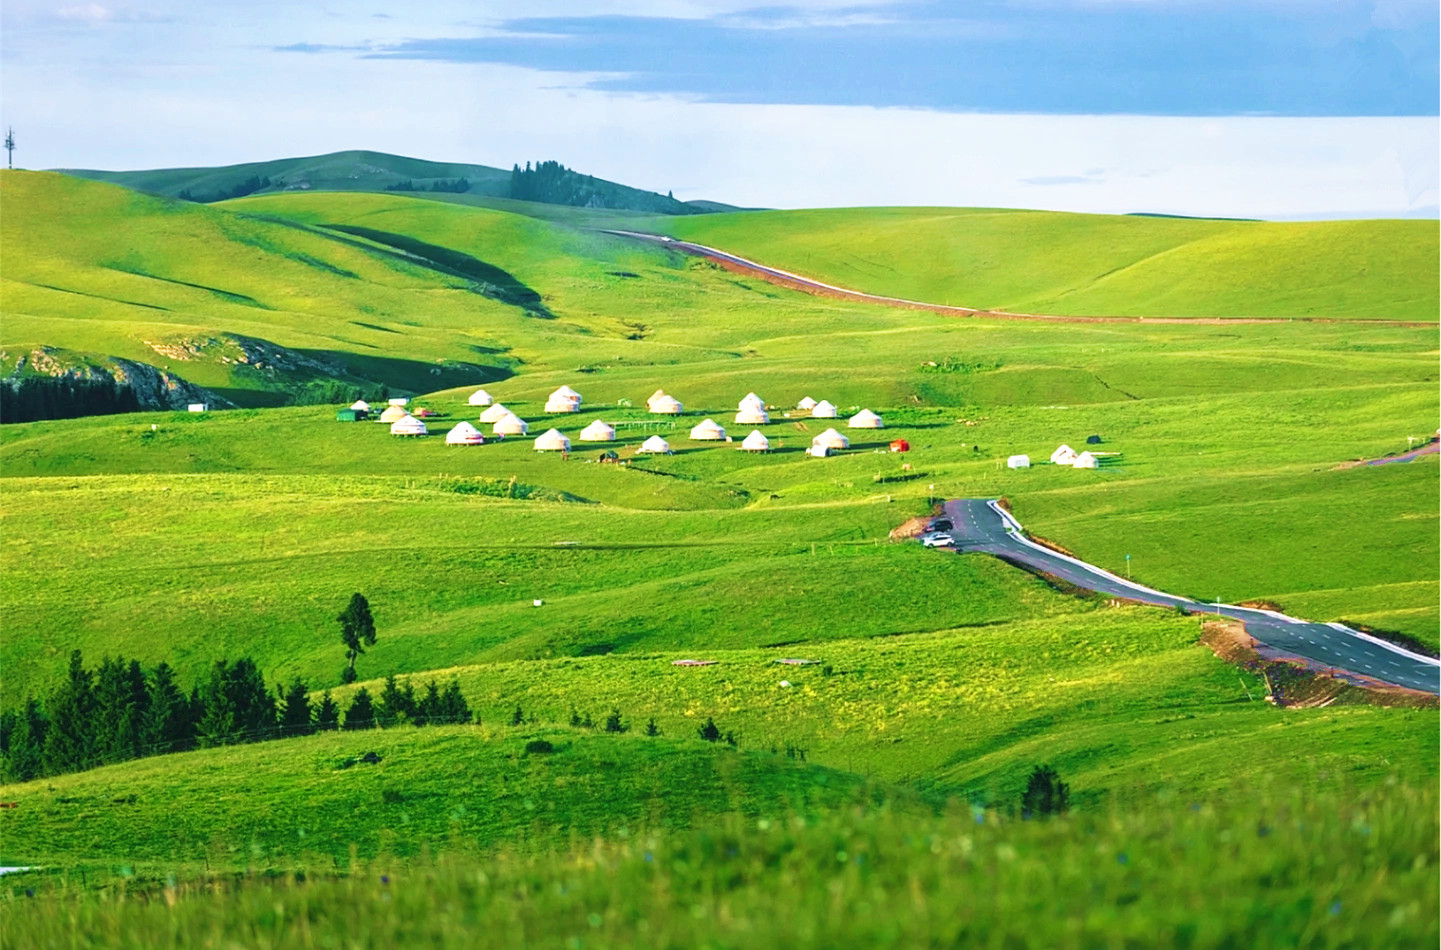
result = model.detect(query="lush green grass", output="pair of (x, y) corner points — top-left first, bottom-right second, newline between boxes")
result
(649, 207), (1440, 321)
(5, 784), (1435, 949)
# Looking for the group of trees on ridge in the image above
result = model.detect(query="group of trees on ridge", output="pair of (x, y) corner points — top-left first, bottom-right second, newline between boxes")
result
(0, 375), (142, 424)
(385, 178), (471, 193)
(0, 650), (471, 784)
(509, 160), (692, 214)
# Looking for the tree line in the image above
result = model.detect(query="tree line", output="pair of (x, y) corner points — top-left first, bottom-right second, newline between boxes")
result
(385, 178), (471, 193)
(0, 375), (142, 424)
(0, 650), (472, 783)
(508, 160), (692, 214)
(177, 175), (273, 203)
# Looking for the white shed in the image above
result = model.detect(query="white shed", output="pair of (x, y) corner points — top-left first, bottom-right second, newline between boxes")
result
(735, 407), (769, 425)
(812, 428), (850, 450)
(847, 409), (884, 429)
(388, 397), (409, 407)
(493, 414), (529, 436)
(467, 389), (493, 407)
(446, 421), (486, 445)
(811, 400), (838, 418)
(534, 428), (571, 452)
(1007, 454), (1031, 469)
(690, 418), (727, 441)
(1050, 444), (1078, 465)
(637, 435), (672, 454)
(741, 430), (770, 452)
(390, 415), (427, 437)
(578, 420), (616, 442)
(1072, 451), (1098, 469)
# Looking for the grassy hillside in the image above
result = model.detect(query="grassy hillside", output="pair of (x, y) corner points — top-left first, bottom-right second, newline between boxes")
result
(650, 207), (1440, 321)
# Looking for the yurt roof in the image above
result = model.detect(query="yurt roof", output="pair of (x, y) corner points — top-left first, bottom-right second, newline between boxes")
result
(848, 409), (884, 428)
(735, 408), (769, 424)
(690, 418), (727, 440)
(494, 414), (529, 434)
(378, 405), (409, 423)
(579, 420), (616, 441)
(811, 400), (837, 416)
(1073, 451), (1098, 467)
(350, 400), (370, 411)
(534, 428), (571, 451)
(797, 396), (817, 409)
(1051, 444), (1076, 463)
(639, 435), (671, 453)
(649, 395), (684, 413)
(812, 427), (850, 449)
(741, 430), (770, 450)
(446, 421), (485, 444)
(390, 415), (427, 435)
(479, 403), (511, 423)
(739, 392), (765, 409)
(467, 389), (492, 405)
(550, 385), (581, 401)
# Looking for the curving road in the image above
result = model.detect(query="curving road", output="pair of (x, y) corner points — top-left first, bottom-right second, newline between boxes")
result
(940, 499), (1440, 695)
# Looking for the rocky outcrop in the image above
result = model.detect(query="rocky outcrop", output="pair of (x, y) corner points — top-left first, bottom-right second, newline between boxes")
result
(8, 346), (229, 411)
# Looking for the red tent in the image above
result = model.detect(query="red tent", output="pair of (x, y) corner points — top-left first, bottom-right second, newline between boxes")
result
(889, 439), (911, 453)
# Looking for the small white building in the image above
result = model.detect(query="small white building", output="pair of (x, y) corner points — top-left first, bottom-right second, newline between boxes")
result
(1007, 454), (1031, 469)
(378, 405), (410, 424)
(812, 428), (850, 450)
(479, 403), (512, 424)
(388, 397), (409, 407)
(649, 394), (684, 415)
(1072, 451), (1098, 469)
(467, 389), (493, 407)
(390, 415), (427, 437)
(797, 396), (817, 410)
(349, 400), (371, 413)
(810, 400), (838, 418)
(740, 430), (770, 452)
(807, 444), (832, 457)
(735, 407), (769, 425)
(578, 420), (616, 442)
(690, 418), (727, 441)
(738, 392), (766, 411)
(544, 397), (581, 413)
(534, 428), (571, 452)
(446, 421), (486, 445)
(187, 403), (207, 413)
(637, 435), (672, 454)
(847, 409), (884, 429)
(493, 414), (529, 436)
(1050, 444), (1078, 465)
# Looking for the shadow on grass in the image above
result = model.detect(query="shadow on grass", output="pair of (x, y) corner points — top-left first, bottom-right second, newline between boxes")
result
(295, 350), (512, 394)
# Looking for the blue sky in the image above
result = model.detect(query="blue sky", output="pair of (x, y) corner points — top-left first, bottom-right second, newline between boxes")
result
(1, 0), (1437, 217)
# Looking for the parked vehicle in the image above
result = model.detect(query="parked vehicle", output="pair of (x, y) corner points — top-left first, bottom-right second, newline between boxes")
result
(920, 531), (955, 548)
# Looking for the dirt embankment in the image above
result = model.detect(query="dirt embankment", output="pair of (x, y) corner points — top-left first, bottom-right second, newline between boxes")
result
(889, 516), (932, 541)
(1023, 532), (1079, 559)
(1201, 620), (1437, 709)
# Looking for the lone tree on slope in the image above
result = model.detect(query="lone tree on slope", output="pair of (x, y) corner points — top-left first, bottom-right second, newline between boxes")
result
(1021, 764), (1070, 817)
(338, 593), (377, 684)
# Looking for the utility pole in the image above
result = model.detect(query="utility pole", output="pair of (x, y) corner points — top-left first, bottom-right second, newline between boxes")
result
(1125, 553), (1131, 581)
(4, 128), (13, 169)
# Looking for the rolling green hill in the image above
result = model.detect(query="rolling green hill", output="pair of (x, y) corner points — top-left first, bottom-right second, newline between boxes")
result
(648, 207), (1440, 321)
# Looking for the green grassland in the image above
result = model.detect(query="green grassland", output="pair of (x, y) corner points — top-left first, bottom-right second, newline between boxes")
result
(650, 207), (1440, 321)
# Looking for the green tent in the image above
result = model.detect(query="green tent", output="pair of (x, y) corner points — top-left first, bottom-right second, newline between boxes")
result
(336, 408), (365, 422)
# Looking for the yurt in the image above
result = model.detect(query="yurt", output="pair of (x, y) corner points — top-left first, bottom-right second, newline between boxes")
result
(811, 400), (838, 418)
(350, 400), (371, 413)
(740, 430), (770, 452)
(578, 420), (616, 442)
(551, 385), (582, 405)
(738, 392), (765, 411)
(1007, 454), (1031, 469)
(493, 414), (529, 437)
(735, 406), (769, 425)
(797, 396), (818, 410)
(1072, 451), (1099, 469)
(467, 389), (493, 407)
(1050, 444), (1077, 465)
(807, 444), (832, 458)
(446, 421), (486, 446)
(379, 405), (409, 424)
(479, 403), (512, 424)
(534, 428), (571, 452)
(690, 418), (727, 441)
(390, 414), (427, 437)
(848, 409), (884, 429)
(647, 388), (666, 407)
(637, 435), (672, 454)
(544, 395), (581, 413)
(812, 428), (850, 450)
(889, 439), (910, 453)
(649, 394), (684, 415)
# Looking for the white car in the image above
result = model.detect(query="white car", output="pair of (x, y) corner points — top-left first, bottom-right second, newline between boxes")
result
(920, 531), (955, 548)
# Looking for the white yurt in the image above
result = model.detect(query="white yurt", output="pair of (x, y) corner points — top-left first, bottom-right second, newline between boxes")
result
(493, 414), (529, 436)
(534, 428), (571, 452)
(1072, 451), (1099, 469)
(1050, 444), (1078, 465)
(735, 407), (769, 425)
(740, 430), (770, 452)
(637, 435), (672, 454)
(812, 428), (850, 450)
(350, 399), (371, 413)
(811, 400), (838, 418)
(1007, 454), (1031, 469)
(388, 397), (409, 407)
(552, 384), (582, 403)
(649, 394), (684, 415)
(479, 403), (512, 424)
(807, 444), (832, 457)
(390, 415), (427, 437)
(544, 396), (581, 413)
(847, 409), (884, 429)
(578, 419), (616, 442)
(738, 392), (765, 411)
(446, 421), (486, 446)
(647, 388), (666, 407)
(467, 389), (493, 407)
(690, 418), (727, 441)
(378, 404), (409, 424)
(797, 396), (818, 410)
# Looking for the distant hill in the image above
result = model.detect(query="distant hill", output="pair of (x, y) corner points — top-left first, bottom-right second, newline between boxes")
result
(58, 149), (723, 216)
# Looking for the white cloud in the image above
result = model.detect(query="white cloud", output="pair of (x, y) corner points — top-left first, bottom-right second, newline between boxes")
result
(54, 3), (113, 22)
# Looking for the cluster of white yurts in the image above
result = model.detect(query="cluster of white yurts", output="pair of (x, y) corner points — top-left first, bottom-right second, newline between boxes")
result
(356, 384), (887, 456)
(1005, 444), (1103, 470)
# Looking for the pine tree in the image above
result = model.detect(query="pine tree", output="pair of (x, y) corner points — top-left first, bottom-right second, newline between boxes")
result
(604, 708), (627, 734)
(645, 718), (660, 737)
(2, 698), (47, 782)
(143, 662), (192, 755)
(279, 678), (314, 737)
(343, 688), (376, 730)
(1021, 765), (1070, 817)
(42, 650), (96, 775)
(93, 657), (149, 764)
(439, 680), (472, 724)
(509, 704), (524, 727)
(414, 681), (442, 727)
(377, 674), (414, 727)
(199, 658), (276, 746)
(338, 593), (377, 684)
(314, 691), (340, 731)
(697, 717), (721, 743)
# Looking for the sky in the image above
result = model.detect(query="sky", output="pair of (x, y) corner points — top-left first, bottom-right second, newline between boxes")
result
(1, 0), (1437, 217)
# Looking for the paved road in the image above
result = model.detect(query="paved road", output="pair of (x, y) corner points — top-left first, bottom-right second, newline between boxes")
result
(940, 499), (1440, 695)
